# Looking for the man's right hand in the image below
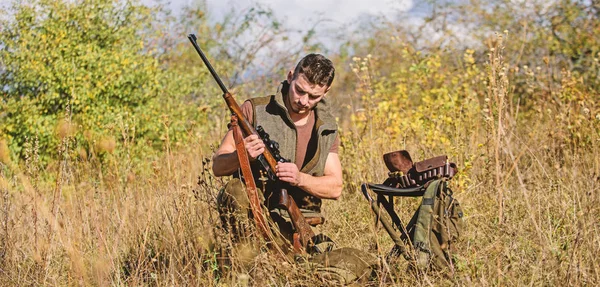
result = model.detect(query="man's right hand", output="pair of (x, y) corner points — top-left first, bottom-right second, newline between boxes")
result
(244, 134), (265, 160)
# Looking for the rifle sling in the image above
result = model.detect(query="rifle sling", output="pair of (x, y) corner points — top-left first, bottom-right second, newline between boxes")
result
(231, 116), (273, 242)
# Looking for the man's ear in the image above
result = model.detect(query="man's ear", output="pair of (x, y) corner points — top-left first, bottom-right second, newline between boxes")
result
(287, 70), (294, 82)
(324, 86), (331, 97)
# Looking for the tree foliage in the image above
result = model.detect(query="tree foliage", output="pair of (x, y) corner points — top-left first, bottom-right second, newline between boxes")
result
(0, 0), (233, 167)
(0, 0), (169, 163)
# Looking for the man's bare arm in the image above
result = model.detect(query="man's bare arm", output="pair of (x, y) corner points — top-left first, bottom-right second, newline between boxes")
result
(212, 130), (238, 176)
(276, 152), (343, 200)
(212, 130), (265, 176)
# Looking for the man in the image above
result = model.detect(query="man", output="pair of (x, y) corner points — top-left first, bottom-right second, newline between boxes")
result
(212, 53), (341, 243)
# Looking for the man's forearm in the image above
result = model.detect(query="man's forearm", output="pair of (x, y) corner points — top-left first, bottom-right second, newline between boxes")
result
(297, 173), (342, 200)
(212, 152), (240, 176)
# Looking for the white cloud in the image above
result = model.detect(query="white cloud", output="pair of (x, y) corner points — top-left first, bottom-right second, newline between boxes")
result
(172, 0), (414, 29)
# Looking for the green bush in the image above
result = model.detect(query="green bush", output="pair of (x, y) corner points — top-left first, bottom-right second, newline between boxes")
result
(0, 0), (165, 163)
(0, 0), (228, 168)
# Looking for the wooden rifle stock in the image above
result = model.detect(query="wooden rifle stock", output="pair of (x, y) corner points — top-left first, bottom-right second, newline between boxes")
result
(278, 189), (315, 253)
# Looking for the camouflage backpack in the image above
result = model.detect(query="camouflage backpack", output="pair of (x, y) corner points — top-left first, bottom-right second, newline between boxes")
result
(402, 178), (464, 272)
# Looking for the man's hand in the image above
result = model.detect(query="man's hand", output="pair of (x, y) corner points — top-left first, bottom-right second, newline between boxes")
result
(276, 162), (302, 186)
(244, 134), (265, 160)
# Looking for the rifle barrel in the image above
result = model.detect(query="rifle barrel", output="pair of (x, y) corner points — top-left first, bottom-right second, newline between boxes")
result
(187, 34), (229, 94)
(188, 34), (280, 174)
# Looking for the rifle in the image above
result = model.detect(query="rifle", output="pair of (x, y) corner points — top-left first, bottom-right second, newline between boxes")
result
(187, 34), (316, 254)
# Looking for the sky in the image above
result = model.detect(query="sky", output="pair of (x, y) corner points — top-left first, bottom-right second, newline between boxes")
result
(0, 0), (415, 24)
(158, 0), (423, 74)
(174, 0), (415, 26)
(173, 0), (418, 43)
(166, 0), (421, 55)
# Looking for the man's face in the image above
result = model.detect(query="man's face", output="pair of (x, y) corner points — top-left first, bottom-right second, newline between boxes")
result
(285, 71), (329, 116)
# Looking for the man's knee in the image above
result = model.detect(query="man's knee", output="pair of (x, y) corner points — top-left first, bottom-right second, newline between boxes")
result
(216, 178), (254, 240)
(217, 178), (250, 213)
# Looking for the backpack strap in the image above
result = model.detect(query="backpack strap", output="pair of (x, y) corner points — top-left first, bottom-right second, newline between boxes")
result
(412, 179), (443, 268)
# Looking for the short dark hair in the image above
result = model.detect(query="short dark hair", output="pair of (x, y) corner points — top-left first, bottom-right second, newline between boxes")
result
(293, 54), (335, 87)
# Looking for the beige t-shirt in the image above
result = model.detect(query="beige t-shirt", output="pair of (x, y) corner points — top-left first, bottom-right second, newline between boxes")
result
(240, 100), (339, 170)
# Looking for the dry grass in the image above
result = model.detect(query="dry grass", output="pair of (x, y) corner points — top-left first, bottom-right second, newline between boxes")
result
(2, 119), (596, 286)
(1, 41), (599, 287)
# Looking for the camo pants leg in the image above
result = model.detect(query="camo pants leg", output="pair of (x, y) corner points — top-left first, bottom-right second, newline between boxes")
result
(216, 178), (294, 243)
(216, 178), (253, 241)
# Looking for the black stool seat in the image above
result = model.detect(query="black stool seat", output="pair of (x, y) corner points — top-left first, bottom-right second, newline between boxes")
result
(366, 184), (425, 197)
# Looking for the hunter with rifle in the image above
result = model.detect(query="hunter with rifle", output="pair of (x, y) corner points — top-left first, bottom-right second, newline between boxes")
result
(188, 34), (463, 282)
(188, 35), (342, 255)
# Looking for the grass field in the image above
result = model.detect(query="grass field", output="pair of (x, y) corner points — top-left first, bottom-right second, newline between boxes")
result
(1, 48), (598, 286)
(1, 0), (599, 286)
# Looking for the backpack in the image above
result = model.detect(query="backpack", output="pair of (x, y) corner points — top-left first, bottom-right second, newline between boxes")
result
(401, 178), (464, 272)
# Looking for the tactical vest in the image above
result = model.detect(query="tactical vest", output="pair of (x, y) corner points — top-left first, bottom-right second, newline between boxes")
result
(249, 83), (338, 211)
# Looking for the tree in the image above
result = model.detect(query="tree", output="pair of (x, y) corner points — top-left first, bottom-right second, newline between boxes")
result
(0, 0), (167, 163)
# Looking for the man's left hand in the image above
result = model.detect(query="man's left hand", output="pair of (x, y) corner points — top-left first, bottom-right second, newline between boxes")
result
(276, 162), (302, 186)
